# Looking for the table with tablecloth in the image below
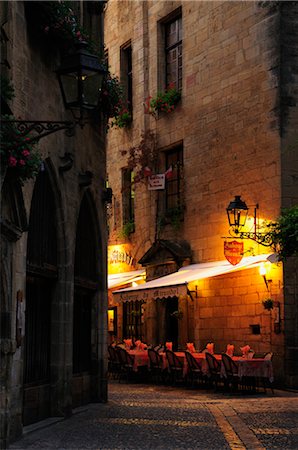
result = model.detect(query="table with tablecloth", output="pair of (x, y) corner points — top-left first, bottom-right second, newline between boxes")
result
(128, 349), (149, 372)
(236, 358), (274, 382)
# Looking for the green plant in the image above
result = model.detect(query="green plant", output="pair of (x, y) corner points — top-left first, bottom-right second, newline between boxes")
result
(158, 205), (184, 233)
(1, 75), (15, 102)
(118, 220), (135, 239)
(111, 102), (132, 129)
(262, 298), (274, 310)
(40, 1), (91, 48)
(267, 206), (298, 259)
(144, 82), (181, 116)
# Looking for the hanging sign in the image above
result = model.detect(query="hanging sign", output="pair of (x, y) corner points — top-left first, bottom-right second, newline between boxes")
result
(148, 174), (165, 190)
(224, 240), (244, 265)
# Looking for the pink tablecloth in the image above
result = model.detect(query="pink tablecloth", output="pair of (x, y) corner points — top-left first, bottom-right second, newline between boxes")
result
(237, 358), (274, 382)
(128, 350), (149, 372)
(183, 352), (222, 377)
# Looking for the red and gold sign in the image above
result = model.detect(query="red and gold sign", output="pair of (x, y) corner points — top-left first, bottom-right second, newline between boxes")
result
(224, 240), (244, 266)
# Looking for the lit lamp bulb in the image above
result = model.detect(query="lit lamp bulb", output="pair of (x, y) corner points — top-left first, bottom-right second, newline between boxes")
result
(259, 263), (266, 277)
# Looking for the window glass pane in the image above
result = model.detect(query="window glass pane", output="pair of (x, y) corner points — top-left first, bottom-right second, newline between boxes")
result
(165, 16), (182, 89)
(165, 147), (183, 211)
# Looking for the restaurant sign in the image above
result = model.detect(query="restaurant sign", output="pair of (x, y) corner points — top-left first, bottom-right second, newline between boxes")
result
(224, 240), (244, 266)
(114, 284), (187, 303)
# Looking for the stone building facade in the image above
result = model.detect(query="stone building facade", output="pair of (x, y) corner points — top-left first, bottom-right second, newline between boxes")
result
(105, 1), (298, 388)
(0, 1), (108, 447)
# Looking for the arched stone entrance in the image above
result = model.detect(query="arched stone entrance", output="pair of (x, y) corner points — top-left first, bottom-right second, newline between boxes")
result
(72, 191), (99, 408)
(23, 167), (58, 425)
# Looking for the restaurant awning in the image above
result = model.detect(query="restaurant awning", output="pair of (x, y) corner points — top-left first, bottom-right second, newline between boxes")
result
(112, 253), (277, 302)
(108, 270), (145, 289)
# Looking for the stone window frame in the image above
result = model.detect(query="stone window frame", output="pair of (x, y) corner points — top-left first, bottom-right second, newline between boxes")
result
(121, 167), (135, 227)
(157, 7), (182, 92)
(120, 40), (133, 116)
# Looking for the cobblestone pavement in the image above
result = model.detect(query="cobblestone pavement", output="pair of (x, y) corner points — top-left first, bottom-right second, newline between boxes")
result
(10, 381), (298, 449)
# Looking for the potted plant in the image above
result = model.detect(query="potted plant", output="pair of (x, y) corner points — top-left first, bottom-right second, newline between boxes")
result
(144, 82), (181, 116)
(1, 79), (42, 183)
(262, 298), (274, 310)
(0, 120), (42, 183)
(111, 100), (132, 129)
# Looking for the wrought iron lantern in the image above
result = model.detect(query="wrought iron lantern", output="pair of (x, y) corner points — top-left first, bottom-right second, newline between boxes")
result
(226, 195), (273, 246)
(1, 42), (107, 147)
(56, 41), (107, 125)
(226, 195), (249, 233)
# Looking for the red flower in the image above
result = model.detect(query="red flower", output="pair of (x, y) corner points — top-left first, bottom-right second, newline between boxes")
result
(22, 149), (30, 157)
(19, 160), (26, 166)
(8, 156), (17, 167)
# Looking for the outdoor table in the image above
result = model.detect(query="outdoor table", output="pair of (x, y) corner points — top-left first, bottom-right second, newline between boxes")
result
(159, 351), (185, 372)
(237, 358), (274, 382)
(128, 349), (149, 372)
(220, 356), (274, 383)
(183, 352), (222, 377)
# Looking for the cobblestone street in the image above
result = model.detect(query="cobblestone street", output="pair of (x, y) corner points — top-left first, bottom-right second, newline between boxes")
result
(11, 381), (298, 449)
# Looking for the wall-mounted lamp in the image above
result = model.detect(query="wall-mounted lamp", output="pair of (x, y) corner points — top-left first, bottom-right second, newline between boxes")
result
(186, 284), (198, 301)
(259, 262), (272, 291)
(226, 195), (273, 246)
(1, 41), (107, 148)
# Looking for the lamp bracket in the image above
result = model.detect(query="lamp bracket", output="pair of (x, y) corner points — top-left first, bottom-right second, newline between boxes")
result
(1, 120), (76, 149)
(228, 228), (273, 246)
(186, 284), (198, 301)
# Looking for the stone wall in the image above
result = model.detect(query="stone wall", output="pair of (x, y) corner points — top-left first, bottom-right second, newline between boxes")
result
(105, 1), (296, 387)
(280, 1), (298, 388)
(1, 1), (108, 446)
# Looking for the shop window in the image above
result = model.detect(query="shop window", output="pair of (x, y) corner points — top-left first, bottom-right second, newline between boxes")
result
(165, 14), (182, 90)
(123, 301), (143, 340)
(120, 42), (133, 114)
(122, 168), (135, 229)
(165, 146), (184, 212)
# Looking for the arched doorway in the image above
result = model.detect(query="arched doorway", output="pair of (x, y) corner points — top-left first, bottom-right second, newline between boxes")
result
(23, 167), (57, 425)
(72, 192), (98, 408)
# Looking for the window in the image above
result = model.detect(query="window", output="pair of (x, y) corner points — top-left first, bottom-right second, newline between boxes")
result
(123, 301), (143, 340)
(165, 146), (183, 211)
(120, 42), (132, 113)
(165, 15), (182, 90)
(122, 168), (135, 226)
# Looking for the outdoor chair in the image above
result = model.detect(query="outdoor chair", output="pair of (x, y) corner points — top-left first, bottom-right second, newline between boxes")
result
(205, 352), (221, 390)
(148, 348), (165, 383)
(185, 351), (203, 387)
(116, 347), (135, 383)
(165, 349), (184, 385)
(221, 353), (239, 392)
(108, 345), (121, 379)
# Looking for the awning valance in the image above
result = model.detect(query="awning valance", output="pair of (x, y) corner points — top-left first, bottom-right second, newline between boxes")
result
(108, 270), (145, 289)
(112, 253), (276, 302)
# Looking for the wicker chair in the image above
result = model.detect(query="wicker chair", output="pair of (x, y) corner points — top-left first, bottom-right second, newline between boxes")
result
(148, 348), (164, 383)
(205, 352), (221, 390)
(165, 349), (184, 385)
(116, 347), (135, 383)
(185, 351), (203, 387)
(108, 345), (121, 379)
(221, 353), (239, 391)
